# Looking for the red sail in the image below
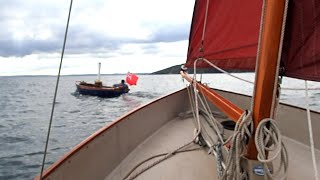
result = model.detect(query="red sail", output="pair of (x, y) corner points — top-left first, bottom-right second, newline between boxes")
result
(186, 0), (320, 82)
(185, 0), (262, 71)
(281, 0), (320, 82)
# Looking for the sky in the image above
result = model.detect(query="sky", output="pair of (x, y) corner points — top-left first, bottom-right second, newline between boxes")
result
(0, 0), (195, 76)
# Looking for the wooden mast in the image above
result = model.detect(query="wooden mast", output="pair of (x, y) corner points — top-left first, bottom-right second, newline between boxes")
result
(181, 0), (287, 159)
(246, 0), (287, 160)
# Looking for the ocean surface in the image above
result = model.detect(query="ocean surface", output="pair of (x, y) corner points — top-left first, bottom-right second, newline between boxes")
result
(0, 74), (319, 180)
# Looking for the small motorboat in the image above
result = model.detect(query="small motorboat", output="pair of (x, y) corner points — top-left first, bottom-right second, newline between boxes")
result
(76, 80), (129, 98)
(75, 63), (130, 98)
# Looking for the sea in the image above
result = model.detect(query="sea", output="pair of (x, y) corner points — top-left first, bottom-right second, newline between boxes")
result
(0, 74), (319, 180)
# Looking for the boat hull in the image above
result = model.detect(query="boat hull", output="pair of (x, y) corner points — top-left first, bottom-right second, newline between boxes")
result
(76, 82), (129, 98)
(36, 87), (320, 180)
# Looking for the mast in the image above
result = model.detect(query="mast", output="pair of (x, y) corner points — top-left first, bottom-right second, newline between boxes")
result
(97, 62), (101, 82)
(246, 0), (287, 159)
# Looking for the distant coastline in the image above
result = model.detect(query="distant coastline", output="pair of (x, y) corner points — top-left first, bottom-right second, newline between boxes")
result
(151, 64), (253, 74)
(1, 73), (149, 77)
(1, 64), (253, 77)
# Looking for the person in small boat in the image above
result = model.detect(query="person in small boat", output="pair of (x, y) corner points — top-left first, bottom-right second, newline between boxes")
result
(113, 80), (128, 89)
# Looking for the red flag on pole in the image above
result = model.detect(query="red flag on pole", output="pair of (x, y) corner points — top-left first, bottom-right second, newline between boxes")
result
(126, 73), (139, 86)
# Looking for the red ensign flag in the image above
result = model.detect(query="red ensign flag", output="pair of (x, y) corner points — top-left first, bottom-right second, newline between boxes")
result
(126, 73), (139, 86)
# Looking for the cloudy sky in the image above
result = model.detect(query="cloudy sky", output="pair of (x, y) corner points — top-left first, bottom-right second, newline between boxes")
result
(0, 0), (195, 76)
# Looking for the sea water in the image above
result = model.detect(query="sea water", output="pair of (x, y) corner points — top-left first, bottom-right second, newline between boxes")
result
(0, 74), (319, 179)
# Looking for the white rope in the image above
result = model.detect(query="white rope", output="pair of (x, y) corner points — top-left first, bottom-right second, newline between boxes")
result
(188, 81), (231, 175)
(196, 90), (225, 144)
(221, 111), (253, 180)
(186, 85), (197, 127)
(201, 0), (210, 43)
(281, 86), (320, 90)
(125, 142), (195, 180)
(271, 0), (289, 119)
(304, 80), (319, 180)
(192, 57), (320, 91)
(193, 58), (254, 179)
(255, 118), (288, 180)
(196, 57), (254, 84)
(187, 78), (225, 146)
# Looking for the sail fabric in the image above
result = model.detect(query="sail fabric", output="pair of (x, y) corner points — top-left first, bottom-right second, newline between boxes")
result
(281, 0), (320, 82)
(186, 0), (320, 82)
(185, 0), (263, 70)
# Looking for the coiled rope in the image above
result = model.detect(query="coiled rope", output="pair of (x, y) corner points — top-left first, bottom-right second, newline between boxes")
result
(255, 118), (288, 180)
(221, 111), (253, 180)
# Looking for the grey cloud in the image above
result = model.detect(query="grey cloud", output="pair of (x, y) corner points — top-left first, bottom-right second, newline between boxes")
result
(0, 1), (191, 58)
(149, 24), (190, 43)
(141, 44), (161, 55)
(0, 39), (60, 57)
(0, 22), (124, 57)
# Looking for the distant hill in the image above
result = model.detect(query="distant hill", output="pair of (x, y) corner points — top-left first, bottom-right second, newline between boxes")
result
(151, 65), (185, 74)
(151, 64), (252, 74)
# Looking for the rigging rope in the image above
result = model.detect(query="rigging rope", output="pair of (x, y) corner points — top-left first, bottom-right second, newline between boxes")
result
(191, 58), (289, 180)
(191, 63), (252, 178)
(39, 0), (73, 179)
(188, 83), (229, 176)
(188, 77), (254, 179)
(270, 0), (289, 119)
(304, 81), (319, 180)
(123, 146), (201, 180)
(192, 57), (320, 91)
(186, 84), (197, 131)
(201, 0), (210, 44)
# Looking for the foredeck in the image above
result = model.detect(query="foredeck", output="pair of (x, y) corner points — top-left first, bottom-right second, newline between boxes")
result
(105, 113), (320, 180)
(105, 115), (218, 180)
(38, 88), (320, 180)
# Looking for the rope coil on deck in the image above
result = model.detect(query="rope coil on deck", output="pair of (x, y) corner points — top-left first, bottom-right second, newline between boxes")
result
(255, 118), (288, 180)
(187, 80), (253, 179)
(221, 111), (253, 180)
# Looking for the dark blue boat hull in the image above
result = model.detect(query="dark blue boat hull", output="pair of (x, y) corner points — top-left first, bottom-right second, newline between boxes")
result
(76, 83), (129, 98)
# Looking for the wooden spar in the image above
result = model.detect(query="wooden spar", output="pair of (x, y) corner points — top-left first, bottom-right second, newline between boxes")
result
(246, 0), (286, 160)
(180, 71), (244, 122)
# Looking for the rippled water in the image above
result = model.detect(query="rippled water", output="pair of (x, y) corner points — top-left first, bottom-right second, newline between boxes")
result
(0, 74), (319, 179)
